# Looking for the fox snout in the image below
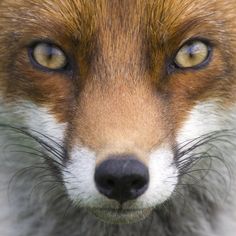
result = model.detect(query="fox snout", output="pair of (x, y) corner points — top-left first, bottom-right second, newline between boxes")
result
(1, 0), (235, 227)
(95, 156), (149, 204)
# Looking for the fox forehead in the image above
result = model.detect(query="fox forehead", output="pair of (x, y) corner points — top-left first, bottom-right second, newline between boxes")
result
(0, 0), (236, 151)
(2, 0), (235, 42)
(1, 0), (235, 77)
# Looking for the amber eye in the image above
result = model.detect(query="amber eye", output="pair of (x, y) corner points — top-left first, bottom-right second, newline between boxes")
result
(30, 42), (68, 71)
(174, 40), (211, 69)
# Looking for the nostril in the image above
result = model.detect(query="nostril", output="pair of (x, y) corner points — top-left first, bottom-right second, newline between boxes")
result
(131, 178), (146, 190)
(107, 179), (115, 188)
(95, 157), (149, 203)
(104, 178), (116, 189)
(97, 176), (115, 191)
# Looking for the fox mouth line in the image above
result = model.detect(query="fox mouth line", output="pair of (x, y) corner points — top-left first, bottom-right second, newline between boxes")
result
(92, 208), (145, 213)
(89, 207), (153, 224)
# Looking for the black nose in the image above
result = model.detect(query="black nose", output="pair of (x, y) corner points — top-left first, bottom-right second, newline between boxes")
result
(95, 156), (149, 204)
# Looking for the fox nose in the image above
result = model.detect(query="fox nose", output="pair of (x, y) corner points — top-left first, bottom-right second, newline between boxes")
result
(95, 156), (149, 204)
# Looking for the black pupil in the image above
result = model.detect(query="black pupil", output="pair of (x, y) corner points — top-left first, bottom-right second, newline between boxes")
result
(188, 43), (200, 58)
(44, 45), (55, 60)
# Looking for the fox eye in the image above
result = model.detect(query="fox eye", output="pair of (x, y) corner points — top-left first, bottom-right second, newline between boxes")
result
(174, 40), (211, 69)
(30, 42), (68, 71)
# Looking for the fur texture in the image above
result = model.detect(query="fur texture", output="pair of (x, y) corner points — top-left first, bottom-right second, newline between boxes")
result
(0, 0), (236, 235)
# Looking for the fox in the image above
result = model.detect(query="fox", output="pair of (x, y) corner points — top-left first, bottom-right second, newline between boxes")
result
(0, 0), (236, 235)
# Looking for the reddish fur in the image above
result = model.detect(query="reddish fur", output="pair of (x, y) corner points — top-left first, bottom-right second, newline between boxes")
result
(0, 0), (236, 156)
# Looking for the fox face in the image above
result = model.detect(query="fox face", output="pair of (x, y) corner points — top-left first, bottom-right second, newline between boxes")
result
(0, 0), (235, 225)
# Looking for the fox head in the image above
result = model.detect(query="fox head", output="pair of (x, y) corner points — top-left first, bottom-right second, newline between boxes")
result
(0, 0), (235, 224)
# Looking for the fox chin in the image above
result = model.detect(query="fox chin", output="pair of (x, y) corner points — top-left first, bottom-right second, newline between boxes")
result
(0, 0), (236, 235)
